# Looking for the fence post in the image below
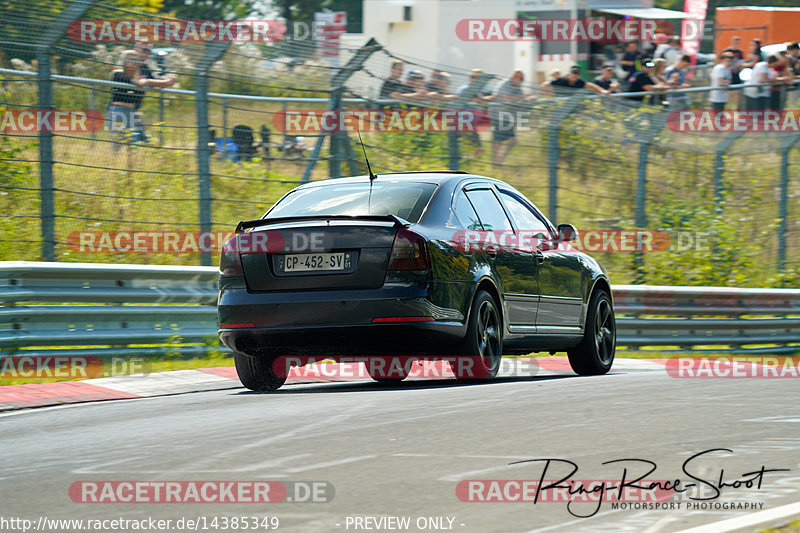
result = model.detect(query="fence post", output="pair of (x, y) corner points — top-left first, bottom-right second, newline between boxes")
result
(35, 0), (95, 261)
(450, 73), (493, 172)
(546, 93), (585, 224)
(302, 38), (381, 182)
(158, 91), (165, 145)
(194, 42), (230, 267)
(712, 131), (744, 212)
(221, 97), (227, 160)
(328, 87), (344, 178)
(777, 134), (800, 274)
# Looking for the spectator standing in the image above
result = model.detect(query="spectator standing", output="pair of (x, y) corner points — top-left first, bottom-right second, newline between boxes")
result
(425, 69), (443, 91)
(108, 50), (175, 149)
(744, 55), (778, 111)
(379, 60), (409, 98)
(389, 71), (429, 102)
(709, 53), (734, 111)
(723, 36), (744, 83)
(664, 55), (692, 110)
(593, 64), (620, 92)
(644, 34), (668, 61)
(658, 36), (684, 66)
(131, 41), (176, 136)
(787, 42), (800, 108)
(742, 39), (764, 69)
(621, 42), (642, 82)
(457, 69), (494, 158)
(491, 69), (536, 165)
(626, 60), (667, 102)
(427, 71), (457, 102)
(649, 59), (670, 105)
(543, 65), (607, 95)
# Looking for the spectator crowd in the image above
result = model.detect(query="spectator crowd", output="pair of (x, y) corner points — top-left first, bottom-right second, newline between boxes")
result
(375, 36), (799, 164)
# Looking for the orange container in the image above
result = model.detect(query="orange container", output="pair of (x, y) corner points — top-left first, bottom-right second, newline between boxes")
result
(715, 7), (800, 55)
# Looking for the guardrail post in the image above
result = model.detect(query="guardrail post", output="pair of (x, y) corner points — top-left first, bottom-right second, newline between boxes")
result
(194, 42), (230, 267)
(302, 38), (381, 182)
(35, 0), (95, 262)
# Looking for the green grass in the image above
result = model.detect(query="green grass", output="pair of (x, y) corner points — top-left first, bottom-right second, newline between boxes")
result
(761, 518), (800, 533)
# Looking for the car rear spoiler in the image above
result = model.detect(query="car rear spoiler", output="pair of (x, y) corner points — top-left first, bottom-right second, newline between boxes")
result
(235, 214), (411, 233)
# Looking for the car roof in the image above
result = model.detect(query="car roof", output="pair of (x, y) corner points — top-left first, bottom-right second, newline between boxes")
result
(296, 172), (502, 189)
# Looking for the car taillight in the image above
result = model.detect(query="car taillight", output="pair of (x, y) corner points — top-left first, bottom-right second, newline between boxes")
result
(388, 228), (431, 271)
(219, 236), (243, 277)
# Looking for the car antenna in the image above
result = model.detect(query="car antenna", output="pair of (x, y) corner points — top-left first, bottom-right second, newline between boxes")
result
(357, 130), (378, 213)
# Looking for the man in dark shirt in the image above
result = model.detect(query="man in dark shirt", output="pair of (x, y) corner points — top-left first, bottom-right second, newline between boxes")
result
(787, 42), (800, 108)
(620, 42), (642, 82)
(626, 60), (662, 102)
(723, 35), (744, 84)
(543, 65), (606, 95)
(593, 64), (620, 92)
(109, 49), (175, 148)
(379, 60), (410, 99)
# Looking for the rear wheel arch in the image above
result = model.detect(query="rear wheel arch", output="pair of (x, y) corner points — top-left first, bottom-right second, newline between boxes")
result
(589, 277), (612, 304)
(472, 278), (503, 331)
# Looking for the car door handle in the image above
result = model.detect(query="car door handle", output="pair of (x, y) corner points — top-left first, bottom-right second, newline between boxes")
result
(485, 246), (497, 259)
(533, 250), (544, 264)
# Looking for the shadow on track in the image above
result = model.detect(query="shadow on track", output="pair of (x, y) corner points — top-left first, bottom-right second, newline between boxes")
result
(231, 373), (585, 395)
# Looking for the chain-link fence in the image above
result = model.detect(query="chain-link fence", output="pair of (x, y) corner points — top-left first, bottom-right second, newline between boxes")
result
(1, 0), (799, 287)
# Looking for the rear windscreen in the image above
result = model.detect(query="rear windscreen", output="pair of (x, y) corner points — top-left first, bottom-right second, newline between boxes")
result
(266, 182), (438, 223)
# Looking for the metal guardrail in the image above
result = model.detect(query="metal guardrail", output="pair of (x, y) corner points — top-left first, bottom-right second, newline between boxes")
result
(1, 262), (798, 358)
(0, 261), (219, 358)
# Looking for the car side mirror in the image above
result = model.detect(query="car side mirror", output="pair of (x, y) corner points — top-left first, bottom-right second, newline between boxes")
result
(557, 223), (579, 243)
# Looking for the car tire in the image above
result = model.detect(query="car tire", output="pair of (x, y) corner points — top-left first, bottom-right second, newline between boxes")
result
(234, 350), (287, 392)
(454, 290), (503, 381)
(568, 290), (615, 375)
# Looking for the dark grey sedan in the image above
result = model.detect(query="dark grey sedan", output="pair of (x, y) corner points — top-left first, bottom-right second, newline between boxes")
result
(218, 172), (615, 391)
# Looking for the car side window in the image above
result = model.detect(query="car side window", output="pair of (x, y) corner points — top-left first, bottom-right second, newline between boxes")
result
(499, 191), (551, 251)
(464, 189), (513, 232)
(499, 191), (548, 232)
(453, 190), (483, 230)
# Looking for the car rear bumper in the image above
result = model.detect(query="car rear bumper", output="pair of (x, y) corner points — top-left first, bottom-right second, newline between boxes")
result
(217, 280), (471, 356)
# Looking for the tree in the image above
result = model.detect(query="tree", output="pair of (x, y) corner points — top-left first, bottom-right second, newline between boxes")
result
(159, 0), (255, 20)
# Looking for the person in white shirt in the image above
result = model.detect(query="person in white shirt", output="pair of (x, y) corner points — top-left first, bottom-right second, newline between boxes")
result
(744, 55), (778, 111)
(663, 37), (684, 66)
(709, 53), (734, 111)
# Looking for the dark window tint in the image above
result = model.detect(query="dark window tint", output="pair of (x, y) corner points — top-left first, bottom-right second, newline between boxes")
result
(465, 189), (513, 232)
(453, 190), (483, 230)
(499, 191), (548, 233)
(267, 182), (437, 223)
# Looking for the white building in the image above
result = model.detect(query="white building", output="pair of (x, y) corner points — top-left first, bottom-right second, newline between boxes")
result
(354, 0), (688, 86)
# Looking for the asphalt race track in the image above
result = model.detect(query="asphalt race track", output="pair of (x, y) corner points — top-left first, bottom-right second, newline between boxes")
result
(2, 362), (800, 533)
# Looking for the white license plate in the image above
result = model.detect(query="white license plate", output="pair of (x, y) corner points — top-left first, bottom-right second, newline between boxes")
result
(281, 252), (350, 272)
